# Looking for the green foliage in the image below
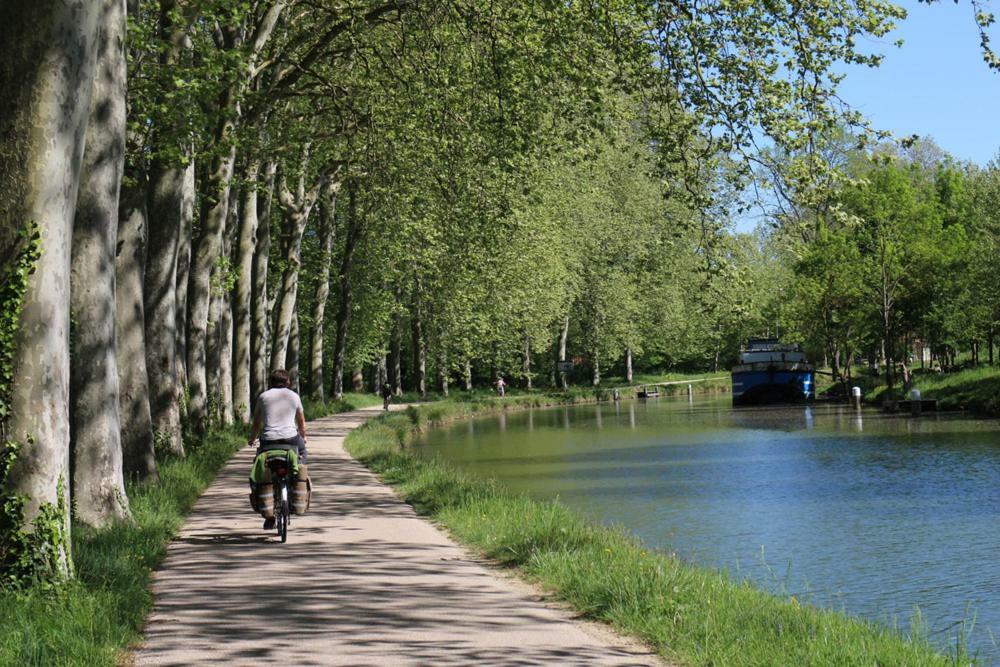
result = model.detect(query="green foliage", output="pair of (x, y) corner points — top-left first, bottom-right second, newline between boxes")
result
(0, 222), (39, 422)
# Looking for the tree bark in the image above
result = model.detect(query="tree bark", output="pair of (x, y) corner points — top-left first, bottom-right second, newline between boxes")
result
(219, 188), (237, 424)
(331, 183), (361, 400)
(375, 356), (387, 394)
(437, 354), (449, 397)
(463, 359), (473, 391)
(116, 173), (157, 482)
(309, 185), (338, 401)
(411, 307), (427, 398)
(232, 159), (260, 420)
(558, 316), (569, 390)
(174, 160), (194, 394)
(389, 309), (403, 396)
(143, 0), (188, 456)
(591, 349), (601, 386)
(351, 367), (364, 393)
(0, 0), (102, 577)
(187, 126), (237, 433)
(624, 347), (633, 384)
(251, 162), (276, 400)
(522, 337), (532, 389)
(270, 162), (324, 372)
(287, 313), (300, 391)
(70, 0), (130, 527)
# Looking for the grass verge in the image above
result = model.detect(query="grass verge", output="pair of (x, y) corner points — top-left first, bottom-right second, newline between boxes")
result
(346, 402), (974, 666)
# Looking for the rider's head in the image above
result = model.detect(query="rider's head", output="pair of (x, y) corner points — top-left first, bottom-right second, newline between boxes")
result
(269, 369), (290, 389)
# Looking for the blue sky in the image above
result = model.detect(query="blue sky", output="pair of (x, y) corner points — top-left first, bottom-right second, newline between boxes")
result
(839, 0), (1000, 166)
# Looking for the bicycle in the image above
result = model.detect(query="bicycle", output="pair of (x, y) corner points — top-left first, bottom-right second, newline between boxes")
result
(266, 451), (294, 543)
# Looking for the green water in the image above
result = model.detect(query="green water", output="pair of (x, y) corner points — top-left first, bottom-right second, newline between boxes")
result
(415, 396), (1000, 659)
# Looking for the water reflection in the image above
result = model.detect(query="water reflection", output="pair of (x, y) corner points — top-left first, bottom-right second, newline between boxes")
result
(415, 396), (1000, 659)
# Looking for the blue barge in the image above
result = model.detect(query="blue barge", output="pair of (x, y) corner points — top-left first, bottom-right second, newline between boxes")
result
(731, 338), (815, 405)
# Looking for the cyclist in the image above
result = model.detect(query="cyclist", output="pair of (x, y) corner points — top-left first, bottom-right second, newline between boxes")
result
(248, 368), (308, 529)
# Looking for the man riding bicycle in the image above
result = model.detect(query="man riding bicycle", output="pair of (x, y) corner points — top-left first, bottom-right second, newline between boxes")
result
(248, 369), (308, 529)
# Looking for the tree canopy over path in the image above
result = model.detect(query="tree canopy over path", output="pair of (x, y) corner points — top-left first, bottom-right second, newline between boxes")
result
(1, 0), (907, 584)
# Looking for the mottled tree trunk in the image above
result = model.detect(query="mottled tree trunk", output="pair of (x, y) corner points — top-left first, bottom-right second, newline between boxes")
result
(522, 337), (532, 390)
(591, 349), (601, 386)
(351, 367), (364, 393)
(250, 162), (275, 401)
(186, 124), (236, 433)
(0, 0), (102, 577)
(143, 0), (187, 456)
(116, 174), (157, 482)
(558, 316), (569, 390)
(624, 347), (633, 384)
(375, 356), (388, 394)
(174, 160), (194, 393)
(389, 311), (403, 396)
(309, 187), (337, 401)
(69, 0), (130, 527)
(437, 354), (449, 397)
(331, 184), (361, 400)
(287, 314), (300, 392)
(463, 359), (473, 391)
(218, 190), (237, 424)
(270, 166), (323, 373)
(232, 159), (260, 421)
(411, 309), (427, 398)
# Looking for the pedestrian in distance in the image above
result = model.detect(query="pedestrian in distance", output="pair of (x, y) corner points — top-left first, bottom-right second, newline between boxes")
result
(495, 376), (506, 397)
(381, 382), (392, 411)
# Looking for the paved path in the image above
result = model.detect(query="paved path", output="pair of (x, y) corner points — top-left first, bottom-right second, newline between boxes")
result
(136, 406), (662, 666)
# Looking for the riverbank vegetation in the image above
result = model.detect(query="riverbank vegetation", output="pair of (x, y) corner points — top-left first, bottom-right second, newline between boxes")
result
(346, 405), (971, 666)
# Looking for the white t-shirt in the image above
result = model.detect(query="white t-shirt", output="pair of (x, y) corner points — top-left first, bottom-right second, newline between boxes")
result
(256, 388), (303, 440)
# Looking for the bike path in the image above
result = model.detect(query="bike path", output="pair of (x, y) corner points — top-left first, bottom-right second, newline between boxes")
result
(136, 405), (662, 666)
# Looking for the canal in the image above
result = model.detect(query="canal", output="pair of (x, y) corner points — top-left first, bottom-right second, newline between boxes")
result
(414, 396), (1000, 659)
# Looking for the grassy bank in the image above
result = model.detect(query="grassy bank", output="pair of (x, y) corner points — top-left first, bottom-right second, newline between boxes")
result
(854, 365), (1000, 416)
(346, 402), (971, 666)
(0, 392), (382, 666)
(900, 366), (1000, 415)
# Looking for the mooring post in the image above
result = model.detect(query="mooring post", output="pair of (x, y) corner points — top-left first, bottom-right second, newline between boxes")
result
(851, 386), (862, 410)
(687, 383), (693, 401)
(910, 388), (922, 417)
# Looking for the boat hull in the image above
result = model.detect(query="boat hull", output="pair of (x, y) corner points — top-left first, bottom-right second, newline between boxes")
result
(731, 364), (815, 405)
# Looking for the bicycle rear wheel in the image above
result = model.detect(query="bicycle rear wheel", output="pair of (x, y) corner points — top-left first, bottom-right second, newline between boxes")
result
(279, 485), (289, 543)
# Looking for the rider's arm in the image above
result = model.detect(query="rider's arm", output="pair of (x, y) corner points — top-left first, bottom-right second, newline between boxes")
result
(296, 408), (307, 443)
(247, 410), (262, 446)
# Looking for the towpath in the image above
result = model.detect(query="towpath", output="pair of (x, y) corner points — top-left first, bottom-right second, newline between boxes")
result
(136, 405), (662, 666)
